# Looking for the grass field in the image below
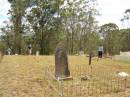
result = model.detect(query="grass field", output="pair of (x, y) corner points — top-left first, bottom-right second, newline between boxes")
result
(0, 55), (130, 97)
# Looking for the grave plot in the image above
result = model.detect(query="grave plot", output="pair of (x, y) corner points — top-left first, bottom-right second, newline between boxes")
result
(44, 64), (128, 97)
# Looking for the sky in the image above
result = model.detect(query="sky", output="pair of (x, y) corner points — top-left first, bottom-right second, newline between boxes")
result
(97, 0), (130, 29)
(0, 0), (10, 27)
(0, 0), (130, 29)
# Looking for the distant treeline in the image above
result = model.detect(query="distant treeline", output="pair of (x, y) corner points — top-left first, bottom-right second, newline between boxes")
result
(0, 0), (130, 55)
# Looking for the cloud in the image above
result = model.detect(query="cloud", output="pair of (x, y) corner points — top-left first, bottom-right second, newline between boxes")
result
(0, 0), (130, 29)
(96, 0), (130, 28)
(0, 0), (10, 27)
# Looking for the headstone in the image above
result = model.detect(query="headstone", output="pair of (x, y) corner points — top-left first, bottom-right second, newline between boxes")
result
(36, 51), (39, 56)
(79, 51), (84, 55)
(7, 48), (11, 55)
(55, 42), (70, 78)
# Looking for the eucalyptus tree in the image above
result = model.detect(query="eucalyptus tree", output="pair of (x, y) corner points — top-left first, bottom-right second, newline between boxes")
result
(7, 0), (31, 54)
(119, 29), (130, 51)
(100, 23), (121, 55)
(121, 9), (130, 51)
(0, 23), (14, 51)
(26, 0), (64, 55)
(6, 0), (99, 55)
(61, 0), (99, 54)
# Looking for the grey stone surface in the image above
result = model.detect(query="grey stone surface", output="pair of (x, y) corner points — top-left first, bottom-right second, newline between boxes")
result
(55, 42), (70, 78)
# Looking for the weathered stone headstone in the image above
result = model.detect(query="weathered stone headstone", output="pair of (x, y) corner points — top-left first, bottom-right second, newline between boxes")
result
(55, 42), (70, 78)
(7, 47), (11, 55)
(79, 51), (84, 55)
(36, 51), (39, 56)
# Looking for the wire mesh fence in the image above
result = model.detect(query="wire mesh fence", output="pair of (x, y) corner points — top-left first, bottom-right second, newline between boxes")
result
(44, 64), (128, 97)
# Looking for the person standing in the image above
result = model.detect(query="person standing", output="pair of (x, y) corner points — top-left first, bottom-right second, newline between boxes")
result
(28, 44), (32, 55)
(98, 45), (103, 58)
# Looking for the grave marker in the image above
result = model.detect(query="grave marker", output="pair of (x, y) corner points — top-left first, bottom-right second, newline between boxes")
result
(55, 42), (70, 78)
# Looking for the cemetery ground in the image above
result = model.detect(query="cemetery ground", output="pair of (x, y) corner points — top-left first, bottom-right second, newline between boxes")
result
(0, 55), (130, 97)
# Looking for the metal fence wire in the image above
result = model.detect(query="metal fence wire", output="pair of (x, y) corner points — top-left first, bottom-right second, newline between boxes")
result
(44, 65), (128, 97)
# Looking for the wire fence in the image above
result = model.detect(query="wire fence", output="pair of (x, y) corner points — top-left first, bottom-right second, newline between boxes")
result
(44, 65), (128, 97)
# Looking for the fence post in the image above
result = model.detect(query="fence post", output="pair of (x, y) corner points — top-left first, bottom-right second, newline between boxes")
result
(60, 80), (64, 97)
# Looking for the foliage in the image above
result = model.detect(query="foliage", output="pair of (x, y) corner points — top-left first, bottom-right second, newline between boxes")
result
(60, 0), (99, 54)
(26, 0), (64, 54)
(1, 0), (130, 55)
(100, 23), (121, 55)
(119, 29), (130, 51)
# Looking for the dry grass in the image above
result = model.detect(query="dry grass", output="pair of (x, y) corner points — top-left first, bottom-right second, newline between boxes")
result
(0, 55), (130, 97)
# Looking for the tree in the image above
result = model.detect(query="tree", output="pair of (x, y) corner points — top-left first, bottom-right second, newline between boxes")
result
(121, 9), (130, 51)
(100, 23), (121, 55)
(119, 29), (130, 51)
(26, 0), (64, 55)
(100, 23), (119, 38)
(61, 0), (99, 54)
(8, 0), (29, 54)
(3, 0), (99, 55)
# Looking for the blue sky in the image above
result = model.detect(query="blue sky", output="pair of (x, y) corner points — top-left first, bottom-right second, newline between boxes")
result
(0, 0), (130, 29)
